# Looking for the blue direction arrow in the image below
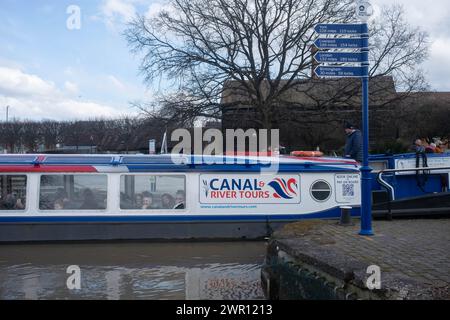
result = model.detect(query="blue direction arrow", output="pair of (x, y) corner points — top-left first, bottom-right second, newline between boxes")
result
(314, 38), (368, 49)
(314, 66), (368, 78)
(314, 51), (368, 63)
(314, 23), (368, 35)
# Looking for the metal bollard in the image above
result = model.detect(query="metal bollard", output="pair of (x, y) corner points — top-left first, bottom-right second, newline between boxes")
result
(339, 206), (353, 226)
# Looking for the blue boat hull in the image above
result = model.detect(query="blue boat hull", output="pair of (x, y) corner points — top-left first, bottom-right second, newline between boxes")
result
(0, 207), (361, 242)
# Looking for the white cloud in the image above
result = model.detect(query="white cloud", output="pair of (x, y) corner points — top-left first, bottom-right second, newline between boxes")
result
(0, 95), (125, 121)
(95, 0), (169, 30)
(429, 38), (450, 62)
(372, 0), (449, 32)
(0, 67), (127, 120)
(64, 81), (79, 95)
(97, 0), (139, 29)
(372, 0), (450, 91)
(0, 57), (23, 70)
(103, 0), (136, 20)
(57, 99), (124, 118)
(423, 38), (450, 90)
(0, 66), (55, 97)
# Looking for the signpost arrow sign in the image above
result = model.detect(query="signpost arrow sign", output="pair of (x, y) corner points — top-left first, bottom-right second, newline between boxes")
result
(314, 38), (368, 49)
(314, 66), (368, 78)
(314, 51), (368, 63)
(314, 23), (368, 35)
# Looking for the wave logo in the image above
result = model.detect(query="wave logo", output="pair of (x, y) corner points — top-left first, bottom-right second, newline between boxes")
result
(268, 178), (298, 199)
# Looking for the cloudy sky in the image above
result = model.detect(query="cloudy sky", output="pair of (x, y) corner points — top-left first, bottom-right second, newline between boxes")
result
(0, 0), (449, 121)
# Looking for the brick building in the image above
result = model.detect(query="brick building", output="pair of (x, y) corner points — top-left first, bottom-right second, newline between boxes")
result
(221, 76), (450, 153)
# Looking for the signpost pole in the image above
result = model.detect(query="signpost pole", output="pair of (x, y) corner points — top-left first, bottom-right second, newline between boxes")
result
(313, 0), (374, 235)
(359, 23), (373, 236)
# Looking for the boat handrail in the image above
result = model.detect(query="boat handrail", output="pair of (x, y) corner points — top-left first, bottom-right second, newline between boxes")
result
(377, 166), (450, 201)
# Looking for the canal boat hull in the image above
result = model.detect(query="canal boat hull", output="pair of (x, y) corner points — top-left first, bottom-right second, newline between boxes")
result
(0, 154), (361, 242)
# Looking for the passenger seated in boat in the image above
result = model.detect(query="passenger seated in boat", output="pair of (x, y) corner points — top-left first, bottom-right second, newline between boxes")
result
(0, 193), (24, 210)
(54, 188), (72, 209)
(134, 193), (143, 209)
(161, 193), (175, 209)
(434, 139), (448, 153)
(3, 194), (14, 210)
(428, 143), (438, 153)
(54, 199), (64, 210)
(80, 188), (100, 210)
(141, 191), (157, 209)
(174, 190), (185, 210)
(14, 197), (25, 210)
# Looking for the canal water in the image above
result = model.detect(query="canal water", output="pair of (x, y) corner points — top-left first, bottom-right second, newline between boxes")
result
(0, 241), (266, 300)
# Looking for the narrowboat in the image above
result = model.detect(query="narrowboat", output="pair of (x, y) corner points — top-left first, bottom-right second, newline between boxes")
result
(0, 154), (361, 242)
(370, 152), (450, 217)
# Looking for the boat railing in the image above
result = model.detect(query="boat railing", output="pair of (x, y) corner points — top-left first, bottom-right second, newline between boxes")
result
(376, 166), (450, 220)
(377, 166), (450, 202)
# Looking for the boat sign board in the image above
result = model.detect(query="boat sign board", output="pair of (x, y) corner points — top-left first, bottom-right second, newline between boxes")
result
(314, 23), (368, 35)
(395, 157), (450, 175)
(199, 174), (300, 204)
(314, 38), (368, 49)
(314, 66), (367, 77)
(314, 52), (368, 63)
(335, 173), (361, 203)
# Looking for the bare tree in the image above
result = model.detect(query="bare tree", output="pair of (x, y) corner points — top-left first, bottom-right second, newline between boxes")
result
(369, 5), (429, 93)
(126, 0), (429, 130)
(0, 121), (24, 152)
(40, 121), (63, 150)
(126, 0), (356, 128)
(114, 117), (142, 153)
(21, 121), (41, 153)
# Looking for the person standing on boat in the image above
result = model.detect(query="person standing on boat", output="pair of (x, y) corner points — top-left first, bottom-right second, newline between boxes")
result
(411, 139), (425, 153)
(344, 122), (363, 163)
(411, 138), (428, 169)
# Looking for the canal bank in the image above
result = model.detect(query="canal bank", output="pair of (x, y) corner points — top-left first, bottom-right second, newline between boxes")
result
(262, 219), (450, 300)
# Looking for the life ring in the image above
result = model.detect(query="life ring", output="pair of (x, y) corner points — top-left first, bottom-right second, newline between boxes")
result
(291, 150), (324, 157)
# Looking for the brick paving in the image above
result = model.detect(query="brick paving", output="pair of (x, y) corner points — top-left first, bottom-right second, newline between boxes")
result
(272, 218), (450, 299)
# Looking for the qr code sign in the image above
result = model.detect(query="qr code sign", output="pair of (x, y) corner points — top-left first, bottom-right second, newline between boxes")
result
(342, 183), (354, 197)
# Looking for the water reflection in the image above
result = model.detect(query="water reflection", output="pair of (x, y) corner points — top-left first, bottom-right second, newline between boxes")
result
(0, 242), (266, 300)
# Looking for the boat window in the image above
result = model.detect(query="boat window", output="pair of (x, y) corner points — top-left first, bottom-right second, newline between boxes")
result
(310, 180), (332, 202)
(120, 175), (186, 210)
(0, 175), (27, 210)
(39, 175), (107, 210)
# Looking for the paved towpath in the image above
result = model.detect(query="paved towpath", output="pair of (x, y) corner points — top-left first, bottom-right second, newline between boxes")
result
(272, 218), (450, 299)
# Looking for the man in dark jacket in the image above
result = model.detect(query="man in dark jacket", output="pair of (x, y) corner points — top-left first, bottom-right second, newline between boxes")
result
(344, 123), (363, 163)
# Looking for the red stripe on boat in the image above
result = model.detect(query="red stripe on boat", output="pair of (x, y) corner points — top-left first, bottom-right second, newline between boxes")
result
(0, 165), (98, 172)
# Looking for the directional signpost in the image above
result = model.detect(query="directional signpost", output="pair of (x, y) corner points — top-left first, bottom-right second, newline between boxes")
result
(314, 23), (368, 35)
(314, 38), (368, 49)
(313, 0), (374, 236)
(314, 66), (368, 77)
(314, 52), (368, 64)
